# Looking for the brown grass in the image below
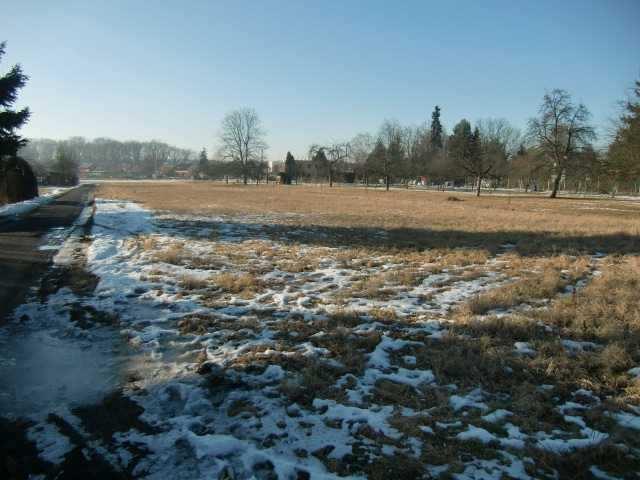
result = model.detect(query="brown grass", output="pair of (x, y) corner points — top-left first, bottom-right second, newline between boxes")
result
(538, 257), (640, 345)
(96, 182), (640, 255)
(152, 243), (184, 264)
(179, 274), (210, 290)
(460, 256), (591, 316)
(94, 181), (640, 477)
(212, 272), (263, 295)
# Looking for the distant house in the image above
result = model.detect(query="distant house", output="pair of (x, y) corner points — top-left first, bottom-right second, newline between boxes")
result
(159, 164), (193, 178)
(270, 161), (285, 175)
(294, 160), (316, 181)
(78, 164), (94, 178)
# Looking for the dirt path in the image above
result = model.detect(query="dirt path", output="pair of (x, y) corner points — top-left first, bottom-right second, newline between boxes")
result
(0, 185), (95, 322)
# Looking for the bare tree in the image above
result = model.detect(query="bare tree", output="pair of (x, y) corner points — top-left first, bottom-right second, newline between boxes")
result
(308, 142), (350, 187)
(350, 133), (375, 184)
(476, 118), (521, 185)
(378, 120), (404, 190)
(219, 108), (267, 185)
(527, 90), (595, 198)
(477, 119), (521, 153)
(142, 140), (170, 177)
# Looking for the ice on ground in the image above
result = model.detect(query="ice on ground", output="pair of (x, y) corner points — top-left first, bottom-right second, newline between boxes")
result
(456, 425), (496, 444)
(482, 409), (512, 423)
(9, 198), (634, 478)
(0, 187), (72, 218)
(562, 339), (600, 352)
(628, 366), (640, 379)
(590, 466), (623, 480)
(453, 452), (533, 480)
(27, 421), (74, 464)
(613, 411), (640, 430)
(536, 426), (608, 453)
(514, 341), (536, 355)
(0, 290), (124, 419)
(367, 335), (422, 370)
(450, 388), (489, 411)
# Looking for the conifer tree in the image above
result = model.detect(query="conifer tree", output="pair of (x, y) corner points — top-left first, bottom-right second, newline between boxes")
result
(366, 140), (388, 189)
(284, 151), (296, 183)
(448, 119), (472, 164)
(0, 41), (30, 156)
(197, 148), (209, 178)
(608, 80), (640, 186)
(468, 127), (484, 196)
(430, 106), (443, 150)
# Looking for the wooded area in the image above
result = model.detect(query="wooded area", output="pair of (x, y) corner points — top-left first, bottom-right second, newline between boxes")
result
(14, 84), (639, 197)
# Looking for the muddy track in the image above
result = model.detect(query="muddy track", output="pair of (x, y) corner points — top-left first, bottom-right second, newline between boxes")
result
(0, 185), (95, 322)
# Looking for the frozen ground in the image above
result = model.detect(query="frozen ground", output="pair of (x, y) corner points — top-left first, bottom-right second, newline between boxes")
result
(0, 187), (73, 218)
(2, 199), (639, 479)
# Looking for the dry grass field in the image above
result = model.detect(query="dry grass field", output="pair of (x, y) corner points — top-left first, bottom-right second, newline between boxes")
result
(17, 181), (640, 479)
(97, 181), (640, 255)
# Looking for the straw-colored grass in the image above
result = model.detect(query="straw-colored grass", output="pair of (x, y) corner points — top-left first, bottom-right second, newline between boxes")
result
(96, 182), (640, 235)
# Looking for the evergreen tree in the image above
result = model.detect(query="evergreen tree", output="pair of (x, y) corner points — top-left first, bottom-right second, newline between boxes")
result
(0, 41), (30, 157)
(197, 148), (209, 178)
(430, 106), (443, 150)
(608, 80), (640, 187)
(448, 119), (472, 165)
(366, 140), (388, 188)
(468, 127), (484, 196)
(284, 151), (296, 183)
(311, 148), (328, 180)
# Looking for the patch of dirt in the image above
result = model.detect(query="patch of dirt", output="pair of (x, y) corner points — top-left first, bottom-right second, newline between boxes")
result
(72, 390), (158, 443)
(0, 417), (50, 480)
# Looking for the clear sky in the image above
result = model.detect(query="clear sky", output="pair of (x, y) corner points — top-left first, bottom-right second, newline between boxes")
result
(3, 0), (639, 160)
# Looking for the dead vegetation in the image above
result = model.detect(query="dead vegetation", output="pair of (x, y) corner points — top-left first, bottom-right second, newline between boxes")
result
(96, 182), (640, 256)
(90, 183), (640, 479)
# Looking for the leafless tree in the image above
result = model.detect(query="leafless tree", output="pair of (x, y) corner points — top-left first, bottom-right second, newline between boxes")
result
(378, 120), (404, 190)
(350, 133), (375, 183)
(219, 108), (267, 185)
(476, 118), (521, 182)
(308, 142), (350, 187)
(527, 90), (595, 198)
(477, 119), (521, 156)
(142, 140), (170, 177)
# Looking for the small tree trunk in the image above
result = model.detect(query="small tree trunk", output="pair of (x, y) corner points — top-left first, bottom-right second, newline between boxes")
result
(385, 175), (390, 191)
(476, 176), (481, 197)
(550, 171), (562, 198)
(329, 168), (333, 188)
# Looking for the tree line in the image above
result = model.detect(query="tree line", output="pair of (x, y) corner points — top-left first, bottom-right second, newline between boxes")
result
(212, 84), (639, 197)
(19, 137), (197, 180)
(3, 34), (639, 197)
(294, 85), (638, 196)
(15, 83), (640, 197)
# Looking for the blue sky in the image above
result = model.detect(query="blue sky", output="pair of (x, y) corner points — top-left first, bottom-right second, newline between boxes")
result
(3, 0), (639, 160)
